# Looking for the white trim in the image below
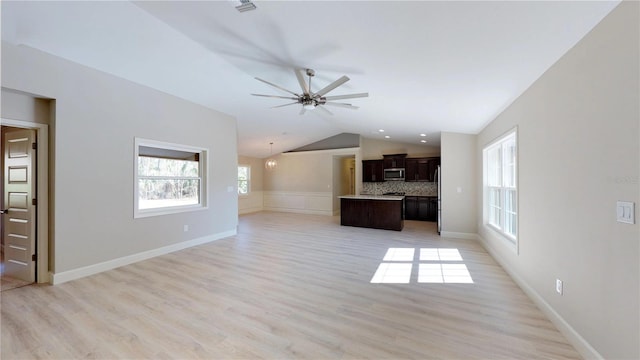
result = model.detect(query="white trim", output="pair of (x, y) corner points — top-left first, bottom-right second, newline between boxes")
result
(134, 137), (209, 219)
(439, 231), (479, 240)
(262, 207), (334, 216)
(482, 223), (518, 253)
(263, 191), (333, 216)
(482, 127), (519, 254)
(239, 206), (263, 215)
(477, 234), (603, 360)
(51, 229), (236, 285)
(1, 118), (50, 284)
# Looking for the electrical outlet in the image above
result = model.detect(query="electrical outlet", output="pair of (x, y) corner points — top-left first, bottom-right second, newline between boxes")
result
(556, 279), (563, 295)
(183, 225), (189, 232)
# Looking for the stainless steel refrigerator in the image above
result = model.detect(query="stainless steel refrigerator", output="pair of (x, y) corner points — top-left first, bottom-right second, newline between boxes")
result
(436, 165), (441, 234)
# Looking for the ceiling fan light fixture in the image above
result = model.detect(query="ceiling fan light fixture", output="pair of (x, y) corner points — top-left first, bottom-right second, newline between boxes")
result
(235, 0), (257, 12)
(252, 69), (368, 115)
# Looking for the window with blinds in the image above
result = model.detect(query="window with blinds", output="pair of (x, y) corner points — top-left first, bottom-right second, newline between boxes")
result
(134, 138), (207, 218)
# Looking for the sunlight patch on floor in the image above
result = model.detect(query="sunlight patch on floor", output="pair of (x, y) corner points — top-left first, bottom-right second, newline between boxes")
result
(371, 248), (474, 284)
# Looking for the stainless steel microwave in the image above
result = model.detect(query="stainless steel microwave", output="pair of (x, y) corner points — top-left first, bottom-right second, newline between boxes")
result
(384, 168), (405, 181)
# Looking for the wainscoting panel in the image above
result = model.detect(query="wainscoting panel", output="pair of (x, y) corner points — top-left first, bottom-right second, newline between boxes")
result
(239, 191), (264, 214)
(264, 191), (333, 216)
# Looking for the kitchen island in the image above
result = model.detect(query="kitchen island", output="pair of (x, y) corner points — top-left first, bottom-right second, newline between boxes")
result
(338, 195), (404, 231)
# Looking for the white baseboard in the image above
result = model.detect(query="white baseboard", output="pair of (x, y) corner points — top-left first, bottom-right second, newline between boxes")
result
(477, 234), (603, 360)
(239, 206), (263, 215)
(439, 231), (479, 240)
(263, 207), (333, 216)
(51, 229), (237, 285)
(263, 191), (333, 216)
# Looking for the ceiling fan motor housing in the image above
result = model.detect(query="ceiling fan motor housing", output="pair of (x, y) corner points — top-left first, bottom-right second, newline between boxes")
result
(252, 68), (368, 113)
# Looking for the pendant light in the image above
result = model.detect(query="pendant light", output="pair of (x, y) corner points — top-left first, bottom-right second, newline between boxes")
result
(265, 142), (277, 171)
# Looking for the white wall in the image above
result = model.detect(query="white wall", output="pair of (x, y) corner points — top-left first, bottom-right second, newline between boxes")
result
(1, 89), (51, 124)
(360, 136), (440, 159)
(440, 132), (476, 237)
(2, 42), (239, 280)
(263, 148), (360, 215)
(476, 2), (638, 359)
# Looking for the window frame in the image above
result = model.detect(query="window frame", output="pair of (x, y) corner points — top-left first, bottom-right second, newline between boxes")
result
(238, 165), (251, 196)
(482, 128), (518, 251)
(134, 137), (208, 219)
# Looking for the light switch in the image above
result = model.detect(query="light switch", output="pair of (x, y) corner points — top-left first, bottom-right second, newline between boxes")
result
(616, 201), (635, 224)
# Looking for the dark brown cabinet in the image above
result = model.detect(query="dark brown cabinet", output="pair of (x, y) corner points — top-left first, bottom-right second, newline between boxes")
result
(406, 157), (440, 182)
(405, 196), (437, 221)
(362, 160), (384, 182)
(405, 196), (418, 220)
(383, 154), (406, 169)
(426, 197), (437, 221)
(340, 198), (404, 231)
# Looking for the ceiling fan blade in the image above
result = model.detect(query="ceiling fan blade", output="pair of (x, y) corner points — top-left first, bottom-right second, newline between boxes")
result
(299, 107), (306, 115)
(324, 102), (359, 110)
(295, 69), (310, 95)
(271, 101), (299, 109)
(323, 92), (369, 101)
(251, 93), (298, 100)
(315, 75), (350, 97)
(315, 105), (334, 116)
(255, 77), (300, 97)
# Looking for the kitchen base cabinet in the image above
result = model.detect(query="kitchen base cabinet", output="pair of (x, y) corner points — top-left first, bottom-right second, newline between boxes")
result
(340, 197), (404, 231)
(405, 196), (437, 222)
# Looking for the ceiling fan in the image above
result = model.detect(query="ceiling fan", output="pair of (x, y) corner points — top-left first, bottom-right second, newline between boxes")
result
(251, 68), (368, 115)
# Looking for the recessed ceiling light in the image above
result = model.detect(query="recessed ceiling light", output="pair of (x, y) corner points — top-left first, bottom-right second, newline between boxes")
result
(420, 140), (427, 143)
(384, 135), (390, 139)
(420, 133), (426, 137)
(378, 129), (385, 133)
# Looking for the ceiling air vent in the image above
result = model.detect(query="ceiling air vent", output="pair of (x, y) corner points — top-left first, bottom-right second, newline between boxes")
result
(236, 0), (257, 12)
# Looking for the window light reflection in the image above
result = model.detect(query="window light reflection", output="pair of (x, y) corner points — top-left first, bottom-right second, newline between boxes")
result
(370, 263), (412, 284)
(420, 248), (463, 261)
(370, 247), (474, 285)
(383, 248), (415, 262)
(418, 263), (474, 284)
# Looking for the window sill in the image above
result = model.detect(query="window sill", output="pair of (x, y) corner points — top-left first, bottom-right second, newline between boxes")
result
(484, 224), (518, 255)
(134, 204), (207, 219)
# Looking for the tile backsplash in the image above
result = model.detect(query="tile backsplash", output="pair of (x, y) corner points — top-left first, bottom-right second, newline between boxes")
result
(362, 181), (437, 196)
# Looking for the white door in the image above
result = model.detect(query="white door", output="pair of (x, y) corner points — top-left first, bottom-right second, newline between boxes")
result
(2, 129), (36, 282)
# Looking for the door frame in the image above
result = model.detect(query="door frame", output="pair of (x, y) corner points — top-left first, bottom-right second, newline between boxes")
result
(2, 118), (49, 283)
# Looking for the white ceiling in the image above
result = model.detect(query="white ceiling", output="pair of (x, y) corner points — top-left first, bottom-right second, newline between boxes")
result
(2, 1), (619, 158)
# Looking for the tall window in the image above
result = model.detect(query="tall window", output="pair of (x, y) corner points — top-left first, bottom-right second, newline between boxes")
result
(238, 165), (250, 195)
(134, 138), (207, 218)
(483, 129), (517, 243)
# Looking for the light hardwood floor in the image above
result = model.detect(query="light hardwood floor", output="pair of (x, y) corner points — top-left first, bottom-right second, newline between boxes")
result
(1, 212), (581, 359)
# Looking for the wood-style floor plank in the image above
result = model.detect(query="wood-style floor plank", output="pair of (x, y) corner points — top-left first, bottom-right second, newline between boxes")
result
(1, 212), (581, 359)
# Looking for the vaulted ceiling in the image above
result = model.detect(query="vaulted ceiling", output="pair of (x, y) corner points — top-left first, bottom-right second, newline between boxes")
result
(1, 1), (620, 158)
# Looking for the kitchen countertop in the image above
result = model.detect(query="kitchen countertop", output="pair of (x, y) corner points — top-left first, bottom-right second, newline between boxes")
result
(338, 195), (404, 201)
(359, 193), (437, 197)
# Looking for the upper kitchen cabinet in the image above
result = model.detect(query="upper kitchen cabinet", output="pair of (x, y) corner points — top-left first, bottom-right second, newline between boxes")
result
(362, 160), (384, 182)
(406, 157), (440, 182)
(383, 154), (407, 169)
